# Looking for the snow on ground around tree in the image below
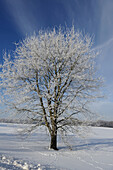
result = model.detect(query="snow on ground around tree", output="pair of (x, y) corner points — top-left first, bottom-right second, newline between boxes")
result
(0, 123), (113, 170)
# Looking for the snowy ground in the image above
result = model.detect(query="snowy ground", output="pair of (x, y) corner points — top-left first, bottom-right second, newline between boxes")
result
(0, 123), (113, 170)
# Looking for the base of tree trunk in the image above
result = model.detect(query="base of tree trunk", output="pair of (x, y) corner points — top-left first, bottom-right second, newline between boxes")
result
(50, 147), (59, 151)
(50, 134), (58, 150)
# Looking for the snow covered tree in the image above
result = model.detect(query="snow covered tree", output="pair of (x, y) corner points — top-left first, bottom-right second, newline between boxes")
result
(0, 26), (102, 150)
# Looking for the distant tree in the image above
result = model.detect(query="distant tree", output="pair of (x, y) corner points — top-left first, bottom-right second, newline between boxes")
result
(0, 26), (102, 150)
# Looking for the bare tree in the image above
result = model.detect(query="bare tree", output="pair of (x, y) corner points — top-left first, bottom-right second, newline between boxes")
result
(0, 26), (102, 150)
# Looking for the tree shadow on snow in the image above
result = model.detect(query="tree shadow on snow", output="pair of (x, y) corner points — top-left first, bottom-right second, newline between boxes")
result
(59, 138), (113, 152)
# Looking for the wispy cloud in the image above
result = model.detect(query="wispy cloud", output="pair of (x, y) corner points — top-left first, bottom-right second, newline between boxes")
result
(90, 100), (113, 120)
(4, 0), (39, 35)
(99, 0), (113, 44)
(93, 37), (113, 51)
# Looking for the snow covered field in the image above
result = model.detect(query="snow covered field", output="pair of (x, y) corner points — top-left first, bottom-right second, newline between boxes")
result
(0, 123), (113, 170)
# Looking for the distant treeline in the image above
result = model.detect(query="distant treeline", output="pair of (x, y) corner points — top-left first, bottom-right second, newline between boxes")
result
(0, 119), (113, 128)
(0, 119), (33, 124)
(89, 120), (113, 128)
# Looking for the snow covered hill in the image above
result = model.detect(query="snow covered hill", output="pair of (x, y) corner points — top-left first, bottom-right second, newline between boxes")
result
(0, 123), (113, 170)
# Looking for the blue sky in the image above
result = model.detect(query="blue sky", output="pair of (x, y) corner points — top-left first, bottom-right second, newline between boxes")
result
(0, 0), (113, 120)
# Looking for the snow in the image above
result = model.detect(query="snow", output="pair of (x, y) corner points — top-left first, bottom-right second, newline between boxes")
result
(0, 123), (113, 170)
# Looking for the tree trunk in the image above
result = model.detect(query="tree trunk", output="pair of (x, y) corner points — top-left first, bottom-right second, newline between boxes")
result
(50, 132), (58, 150)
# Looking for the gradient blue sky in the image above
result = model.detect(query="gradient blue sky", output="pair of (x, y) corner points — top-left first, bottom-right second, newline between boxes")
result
(0, 0), (113, 120)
